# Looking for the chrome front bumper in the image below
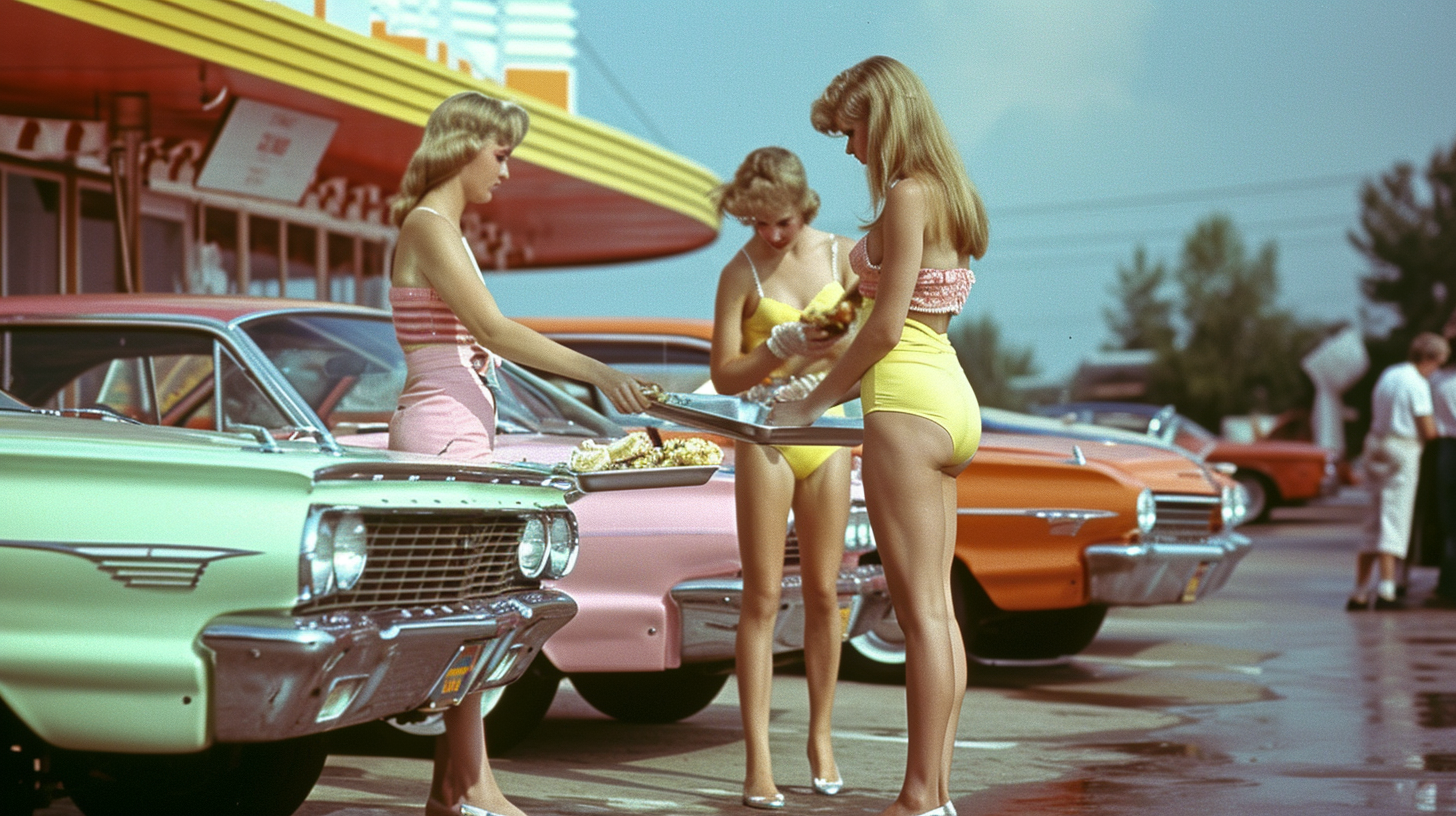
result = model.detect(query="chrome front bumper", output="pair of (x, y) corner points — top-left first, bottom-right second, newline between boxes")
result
(1084, 531), (1252, 606)
(200, 589), (577, 742)
(670, 565), (891, 662)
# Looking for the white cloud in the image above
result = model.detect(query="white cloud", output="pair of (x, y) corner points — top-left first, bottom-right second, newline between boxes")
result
(902, 0), (1155, 143)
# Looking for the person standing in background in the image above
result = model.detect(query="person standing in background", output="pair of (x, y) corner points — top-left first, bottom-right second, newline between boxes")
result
(1425, 313), (1456, 606)
(1349, 332), (1449, 611)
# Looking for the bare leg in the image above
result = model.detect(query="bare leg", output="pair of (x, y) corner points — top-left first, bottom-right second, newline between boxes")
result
(735, 442), (795, 801)
(1354, 551), (1378, 596)
(792, 448), (852, 784)
(428, 695), (525, 816)
(938, 469), (967, 805)
(861, 412), (964, 816)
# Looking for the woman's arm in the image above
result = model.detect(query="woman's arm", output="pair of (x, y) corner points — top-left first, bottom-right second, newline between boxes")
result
(405, 217), (654, 414)
(770, 181), (929, 424)
(709, 255), (786, 395)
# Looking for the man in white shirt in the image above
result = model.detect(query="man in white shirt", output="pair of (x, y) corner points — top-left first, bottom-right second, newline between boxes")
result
(1350, 332), (1450, 610)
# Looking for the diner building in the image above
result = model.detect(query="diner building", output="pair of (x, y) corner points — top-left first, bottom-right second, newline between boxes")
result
(0, 0), (720, 305)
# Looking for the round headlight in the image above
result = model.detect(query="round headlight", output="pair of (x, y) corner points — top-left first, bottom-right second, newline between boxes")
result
(519, 517), (548, 579)
(331, 510), (368, 591)
(1222, 483), (1249, 528)
(1136, 488), (1157, 535)
(546, 514), (578, 578)
(843, 504), (876, 553)
(307, 530), (335, 597)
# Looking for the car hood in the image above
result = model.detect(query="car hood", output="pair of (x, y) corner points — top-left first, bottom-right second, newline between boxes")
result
(979, 429), (1219, 495)
(0, 410), (563, 488)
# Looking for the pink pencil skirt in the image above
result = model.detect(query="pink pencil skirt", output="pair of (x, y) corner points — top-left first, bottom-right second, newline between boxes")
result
(389, 343), (496, 461)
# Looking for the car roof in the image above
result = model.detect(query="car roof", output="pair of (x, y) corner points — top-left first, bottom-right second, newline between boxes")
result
(520, 316), (714, 343)
(0, 294), (386, 324)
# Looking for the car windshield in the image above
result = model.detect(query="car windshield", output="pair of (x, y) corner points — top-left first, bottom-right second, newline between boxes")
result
(0, 325), (288, 430)
(238, 312), (623, 439)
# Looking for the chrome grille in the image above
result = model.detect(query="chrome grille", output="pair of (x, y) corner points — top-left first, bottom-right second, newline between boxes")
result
(296, 511), (526, 615)
(1148, 493), (1218, 542)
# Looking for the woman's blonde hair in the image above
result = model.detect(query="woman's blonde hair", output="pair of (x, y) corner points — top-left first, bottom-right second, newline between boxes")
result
(389, 91), (530, 226)
(709, 146), (821, 225)
(811, 56), (988, 259)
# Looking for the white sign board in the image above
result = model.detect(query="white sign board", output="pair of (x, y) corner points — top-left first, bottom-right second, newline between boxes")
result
(196, 98), (338, 203)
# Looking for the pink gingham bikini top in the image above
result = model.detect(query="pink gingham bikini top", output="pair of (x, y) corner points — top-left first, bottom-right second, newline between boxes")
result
(389, 207), (480, 346)
(849, 236), (974, 315)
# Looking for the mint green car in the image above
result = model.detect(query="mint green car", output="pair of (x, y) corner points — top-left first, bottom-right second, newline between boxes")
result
(0, 387), (582, 816)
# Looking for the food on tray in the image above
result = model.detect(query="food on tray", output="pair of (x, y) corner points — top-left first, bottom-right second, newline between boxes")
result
(569, 432), (724, 472)
(568, 440), (612, 472)
(801, 296), (858, 335)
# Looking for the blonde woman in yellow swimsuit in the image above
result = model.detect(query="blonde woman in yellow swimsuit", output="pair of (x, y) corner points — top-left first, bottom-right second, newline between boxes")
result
(708, 147), (858, 811)
(771, 57), (988, 816)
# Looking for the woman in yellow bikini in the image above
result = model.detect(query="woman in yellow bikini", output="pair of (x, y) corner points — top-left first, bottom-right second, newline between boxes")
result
(771, 58), (988, 816)
(708, 147), (857, 810)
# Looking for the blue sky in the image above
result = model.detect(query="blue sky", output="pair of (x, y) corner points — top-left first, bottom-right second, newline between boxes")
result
(486, 0), (1456, 381)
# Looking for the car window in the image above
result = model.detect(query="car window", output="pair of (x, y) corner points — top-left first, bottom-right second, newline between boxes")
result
(239, 312), (622, 439)
(0, 326), (285, 430)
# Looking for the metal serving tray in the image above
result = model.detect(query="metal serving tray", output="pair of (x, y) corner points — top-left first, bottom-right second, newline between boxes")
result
(646, 393), (864, 446)
(572, 464), (720, 492)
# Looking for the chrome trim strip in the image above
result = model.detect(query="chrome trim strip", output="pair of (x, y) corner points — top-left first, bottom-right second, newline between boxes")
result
(956, 507), (1118, 536)
(0, 539), (258, 589)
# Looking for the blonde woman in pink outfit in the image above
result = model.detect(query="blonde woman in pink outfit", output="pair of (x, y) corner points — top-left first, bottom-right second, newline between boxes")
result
(387, 90), (655, 816)
(771, 56), (988, 816)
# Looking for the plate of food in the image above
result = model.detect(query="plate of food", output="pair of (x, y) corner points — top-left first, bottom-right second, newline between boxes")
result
(567, 431), (724, 491)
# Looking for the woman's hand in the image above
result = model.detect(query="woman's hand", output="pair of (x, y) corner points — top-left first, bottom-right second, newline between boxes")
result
(766, 321), (842, 360)
(766, 397), (823, 427)
(598, 369), (657, 415)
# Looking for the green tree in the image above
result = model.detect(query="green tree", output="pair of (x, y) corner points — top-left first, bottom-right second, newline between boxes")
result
(949, 313), (1039, 411)
(1103, 245), (1176, 353)
(1350, 137), (1456, 371)
(1344, 135), (1456, 453)
(1105, 214), (1326, 431)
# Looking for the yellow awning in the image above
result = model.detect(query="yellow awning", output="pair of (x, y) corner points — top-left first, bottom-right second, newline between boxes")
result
(5, 0), (720, 266)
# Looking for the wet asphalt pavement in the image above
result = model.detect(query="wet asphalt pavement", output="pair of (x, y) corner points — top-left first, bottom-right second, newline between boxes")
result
(957, 487), (1456, 815)
(34, 488), (1456, 815)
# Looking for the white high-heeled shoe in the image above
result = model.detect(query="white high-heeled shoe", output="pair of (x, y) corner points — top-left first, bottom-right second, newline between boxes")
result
(909, 804), (953, 816)
(811, 774), (844, 795)
(742, 791), (785, 810)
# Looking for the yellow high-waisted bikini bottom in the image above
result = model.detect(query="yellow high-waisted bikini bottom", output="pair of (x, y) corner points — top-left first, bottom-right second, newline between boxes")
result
(771, 402), (848, 481)
(861, 313), (981, 464)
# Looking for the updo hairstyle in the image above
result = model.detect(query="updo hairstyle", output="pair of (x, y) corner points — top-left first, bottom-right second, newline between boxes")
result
(710, 146), (821, 226)
(389, 91), (530, 226)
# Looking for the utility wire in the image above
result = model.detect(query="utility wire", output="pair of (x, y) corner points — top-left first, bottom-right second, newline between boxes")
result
(995, 172), (1369, 217)
(576, 33), (674, 150)
(990, 212), (1353, 252)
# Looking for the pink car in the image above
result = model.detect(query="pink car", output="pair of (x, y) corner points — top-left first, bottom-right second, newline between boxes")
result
(0, 294), (889, 751)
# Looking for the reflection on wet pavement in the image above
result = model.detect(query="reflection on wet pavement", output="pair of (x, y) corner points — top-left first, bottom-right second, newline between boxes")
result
(959, 494), (1456, 815)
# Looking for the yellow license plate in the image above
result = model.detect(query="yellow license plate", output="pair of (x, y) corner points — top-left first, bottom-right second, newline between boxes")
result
(1180, 563), (1212, 603)
(425, 641), (487, 709)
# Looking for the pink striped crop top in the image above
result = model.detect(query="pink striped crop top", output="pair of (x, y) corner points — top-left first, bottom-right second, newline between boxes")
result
(849, 236), (973, 314)
(390, 287), (474, 345)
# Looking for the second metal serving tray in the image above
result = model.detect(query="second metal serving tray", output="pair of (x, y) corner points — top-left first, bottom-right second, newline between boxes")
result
(646, 393), (864, 446)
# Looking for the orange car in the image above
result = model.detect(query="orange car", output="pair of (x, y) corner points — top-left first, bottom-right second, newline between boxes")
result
(1033, 402), (1339, 523)
(522, 317), (1252, 679)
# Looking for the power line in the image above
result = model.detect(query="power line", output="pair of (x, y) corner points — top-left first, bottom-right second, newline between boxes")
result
(990, 212), (1354, 253)
(995, 172), (1369, 217)
(575, 34), (675, 150)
